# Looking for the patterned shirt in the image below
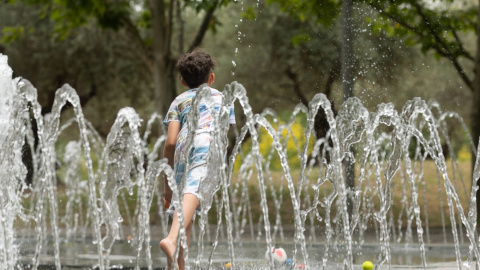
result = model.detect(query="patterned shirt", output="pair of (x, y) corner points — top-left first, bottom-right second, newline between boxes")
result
(164, 87), (235, 141)
(163, 87), (236, 184)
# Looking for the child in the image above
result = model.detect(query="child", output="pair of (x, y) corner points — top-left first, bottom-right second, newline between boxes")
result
(160, 49), (235, 270)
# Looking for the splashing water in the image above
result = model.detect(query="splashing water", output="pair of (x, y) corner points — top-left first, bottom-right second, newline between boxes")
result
(1, 54), (480, 270)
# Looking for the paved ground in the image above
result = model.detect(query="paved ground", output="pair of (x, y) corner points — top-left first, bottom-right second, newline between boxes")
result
(28, 262), (477, 270)
(16, 225), (479, 269)
(26, 258), (479, 270)
(393, 262), (477, 269)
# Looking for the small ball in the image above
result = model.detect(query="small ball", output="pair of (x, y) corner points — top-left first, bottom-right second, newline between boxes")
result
(224, 262), (232, 268)
(265, 247), (287, 265)
(362, 261), (373, 270)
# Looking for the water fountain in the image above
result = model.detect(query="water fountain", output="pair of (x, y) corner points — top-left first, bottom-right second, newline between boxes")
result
(1, 52), (480, 270)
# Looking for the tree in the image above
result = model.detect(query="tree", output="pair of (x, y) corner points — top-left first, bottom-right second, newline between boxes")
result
(236, 0), (414, 142)
(362, 0), (480, 219)
(0, 3), (157, 134)
(268, 0), (480, 218)
(3, 0), (232, 118)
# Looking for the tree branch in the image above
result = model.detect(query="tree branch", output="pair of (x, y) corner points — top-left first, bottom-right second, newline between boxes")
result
(413, 3), (451, 55)
(79, 81), (98, 107)
(285, 66), (309, 106)
(176, 0), (184, 54)
(413, 2), (473, 91)
(188, 4), (216, 51)
(368, 2), (473, 91)
(149, 0), (168, 58)
(368, 2), (421, 35)
(166, 0), (175, 56)
(451, 27), (474, 61)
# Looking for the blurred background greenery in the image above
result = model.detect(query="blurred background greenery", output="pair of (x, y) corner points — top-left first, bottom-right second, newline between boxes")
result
(0, 0), (477, 158)
(3, 0), (480, 235)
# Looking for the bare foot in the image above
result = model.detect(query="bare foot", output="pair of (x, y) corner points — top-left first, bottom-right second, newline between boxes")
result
(160, 238), (175, 269)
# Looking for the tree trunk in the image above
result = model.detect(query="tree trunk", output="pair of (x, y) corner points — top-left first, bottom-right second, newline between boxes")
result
(474, 84), (480, 221)
(149, 0), (177, 116)
(152, 59), (176, 116)
(341, 0), (355, 220)
(149, 0), (217, 117)
(474, 0), (480, 222)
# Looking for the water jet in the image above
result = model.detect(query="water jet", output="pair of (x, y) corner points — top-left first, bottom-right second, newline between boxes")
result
(1, 54), (479, 269)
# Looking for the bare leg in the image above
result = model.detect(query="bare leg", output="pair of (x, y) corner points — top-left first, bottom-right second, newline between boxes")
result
(177, 220), (193, 270)
(160, 194), (199, 270)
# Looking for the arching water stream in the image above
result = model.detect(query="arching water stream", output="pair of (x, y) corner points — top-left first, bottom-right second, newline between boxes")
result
(1, 53), (480, 270)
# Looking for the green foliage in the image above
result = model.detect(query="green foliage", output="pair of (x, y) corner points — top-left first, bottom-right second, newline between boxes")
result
(0, 2), (155, 134)
(268, 0), (476, 64)
(290, 33), (310, 47)
(53, 0), (130, 28)
(10, 0), (233, 40)
(1, 26), (25, 43)
(365, 0), (477, 61)
(267, 0), (340, 26)
(2, 0), (131, 40)
(181, 0), (236, 34)
(185, 0), (233, 12)
(138, 10), (151, 29)
(241, 6), (257, 21)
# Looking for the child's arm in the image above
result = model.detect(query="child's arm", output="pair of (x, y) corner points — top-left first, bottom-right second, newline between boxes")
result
(163, 121), (181, 206)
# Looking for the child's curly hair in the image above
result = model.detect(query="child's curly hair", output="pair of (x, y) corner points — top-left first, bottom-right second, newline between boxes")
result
(176, 48), (217, 88)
